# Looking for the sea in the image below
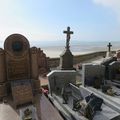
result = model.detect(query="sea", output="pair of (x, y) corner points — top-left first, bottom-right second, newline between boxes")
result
(31, 40), (120, 58)
(1, 40), (120, 58)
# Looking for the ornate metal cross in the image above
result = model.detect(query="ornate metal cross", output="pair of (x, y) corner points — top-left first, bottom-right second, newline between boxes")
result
(107, 42), (112, 52)
(63, 27), (73, 49)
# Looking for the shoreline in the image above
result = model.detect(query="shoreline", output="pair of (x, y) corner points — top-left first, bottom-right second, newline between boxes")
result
(44, 48), (105, 59)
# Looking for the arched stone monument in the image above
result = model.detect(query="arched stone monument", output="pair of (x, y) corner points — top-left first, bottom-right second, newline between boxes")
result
(0, 33), (49, 106)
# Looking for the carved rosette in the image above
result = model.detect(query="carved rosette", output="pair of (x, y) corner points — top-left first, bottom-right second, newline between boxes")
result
(4, 34), (30, 57)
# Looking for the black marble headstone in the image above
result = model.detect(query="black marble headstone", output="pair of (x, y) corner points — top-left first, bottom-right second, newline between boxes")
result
(85, 93), (103, 120)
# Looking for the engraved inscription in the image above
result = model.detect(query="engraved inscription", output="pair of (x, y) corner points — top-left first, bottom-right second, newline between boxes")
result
(8, 59), (29, 80)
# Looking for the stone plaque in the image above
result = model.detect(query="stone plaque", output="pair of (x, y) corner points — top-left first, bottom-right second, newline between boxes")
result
(8, 59), (30, 80)
(11, 80), (33, 106)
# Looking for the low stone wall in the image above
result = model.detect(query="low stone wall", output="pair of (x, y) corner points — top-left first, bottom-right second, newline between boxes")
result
(73, 51), (106, 64)
(48, 51), (115, 68)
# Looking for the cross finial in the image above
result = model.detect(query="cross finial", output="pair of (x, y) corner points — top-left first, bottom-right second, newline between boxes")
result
(63, 27), (73, 49)
(107, 42), (112, 52)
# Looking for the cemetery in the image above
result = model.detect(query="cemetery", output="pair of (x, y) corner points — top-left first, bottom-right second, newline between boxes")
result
(0, 33), (62, 120)
(0, 27), (120, 120)
(47, 27), (120, 120)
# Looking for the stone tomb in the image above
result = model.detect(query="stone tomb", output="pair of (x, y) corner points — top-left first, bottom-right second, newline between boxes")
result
(82, 63), (105, 88)
(59, 27), (74, 70)
(0, 34), (49, 106)
(47, 70), (76, 95)
(48, 73), (120, 120)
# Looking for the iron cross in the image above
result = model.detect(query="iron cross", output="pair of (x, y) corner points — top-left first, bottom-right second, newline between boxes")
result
(107, 42), (112, 52)
(63, 27), (73, 49)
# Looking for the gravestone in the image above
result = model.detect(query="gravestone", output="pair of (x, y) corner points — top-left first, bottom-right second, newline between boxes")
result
(82, 63), (105, 88)
(4, 34), (37, 106)
(47, 70), (76, 95)
(106, 42), (112, 58)
(109, 61), (120, 80)
(101, 56), (117, 79)
(0, 33), (49, 107)
(59, 27), (74, 70)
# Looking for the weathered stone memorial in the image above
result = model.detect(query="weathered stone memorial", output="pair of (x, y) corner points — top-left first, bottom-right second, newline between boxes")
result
(59, 27), (74, 70)
(0, 33), (49, 106)
(101, 56), (117, 79)
(47, 70), (76, 95)
(82, 63), (105, 88)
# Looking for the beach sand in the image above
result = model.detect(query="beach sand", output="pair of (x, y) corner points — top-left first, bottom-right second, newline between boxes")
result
(42, 48), (95, 58)
(40, 41), (120, 58)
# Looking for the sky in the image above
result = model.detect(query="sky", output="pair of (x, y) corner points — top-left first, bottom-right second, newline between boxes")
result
(0, 0), (120, 42)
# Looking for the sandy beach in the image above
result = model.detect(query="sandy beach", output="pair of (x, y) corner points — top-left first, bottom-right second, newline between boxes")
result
(40, 42), (120, 58)
(42, 47), (97, 58)
(43, 49), (94, 58)
(28, 39), (120, 58)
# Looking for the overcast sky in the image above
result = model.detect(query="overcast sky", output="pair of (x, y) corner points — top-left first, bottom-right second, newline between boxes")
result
(0, 0), (120, 42)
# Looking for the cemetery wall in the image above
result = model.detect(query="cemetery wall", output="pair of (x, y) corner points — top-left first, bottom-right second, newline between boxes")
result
(48, 51), (107, 68)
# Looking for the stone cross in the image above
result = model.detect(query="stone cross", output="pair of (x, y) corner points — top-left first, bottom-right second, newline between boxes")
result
(63, 27), (73, 49)
(107, 42), (112, 52)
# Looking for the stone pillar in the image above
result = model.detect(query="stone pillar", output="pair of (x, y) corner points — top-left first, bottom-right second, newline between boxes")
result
(0, 49), (7, 98)
(30, 47), (39, 79)
(37, 48), (50, 75)
(30, 47), (40, 92)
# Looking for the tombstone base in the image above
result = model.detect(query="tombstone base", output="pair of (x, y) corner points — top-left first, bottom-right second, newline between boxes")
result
(106, 51), (112, 58)
(59, 48), (74, 70)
